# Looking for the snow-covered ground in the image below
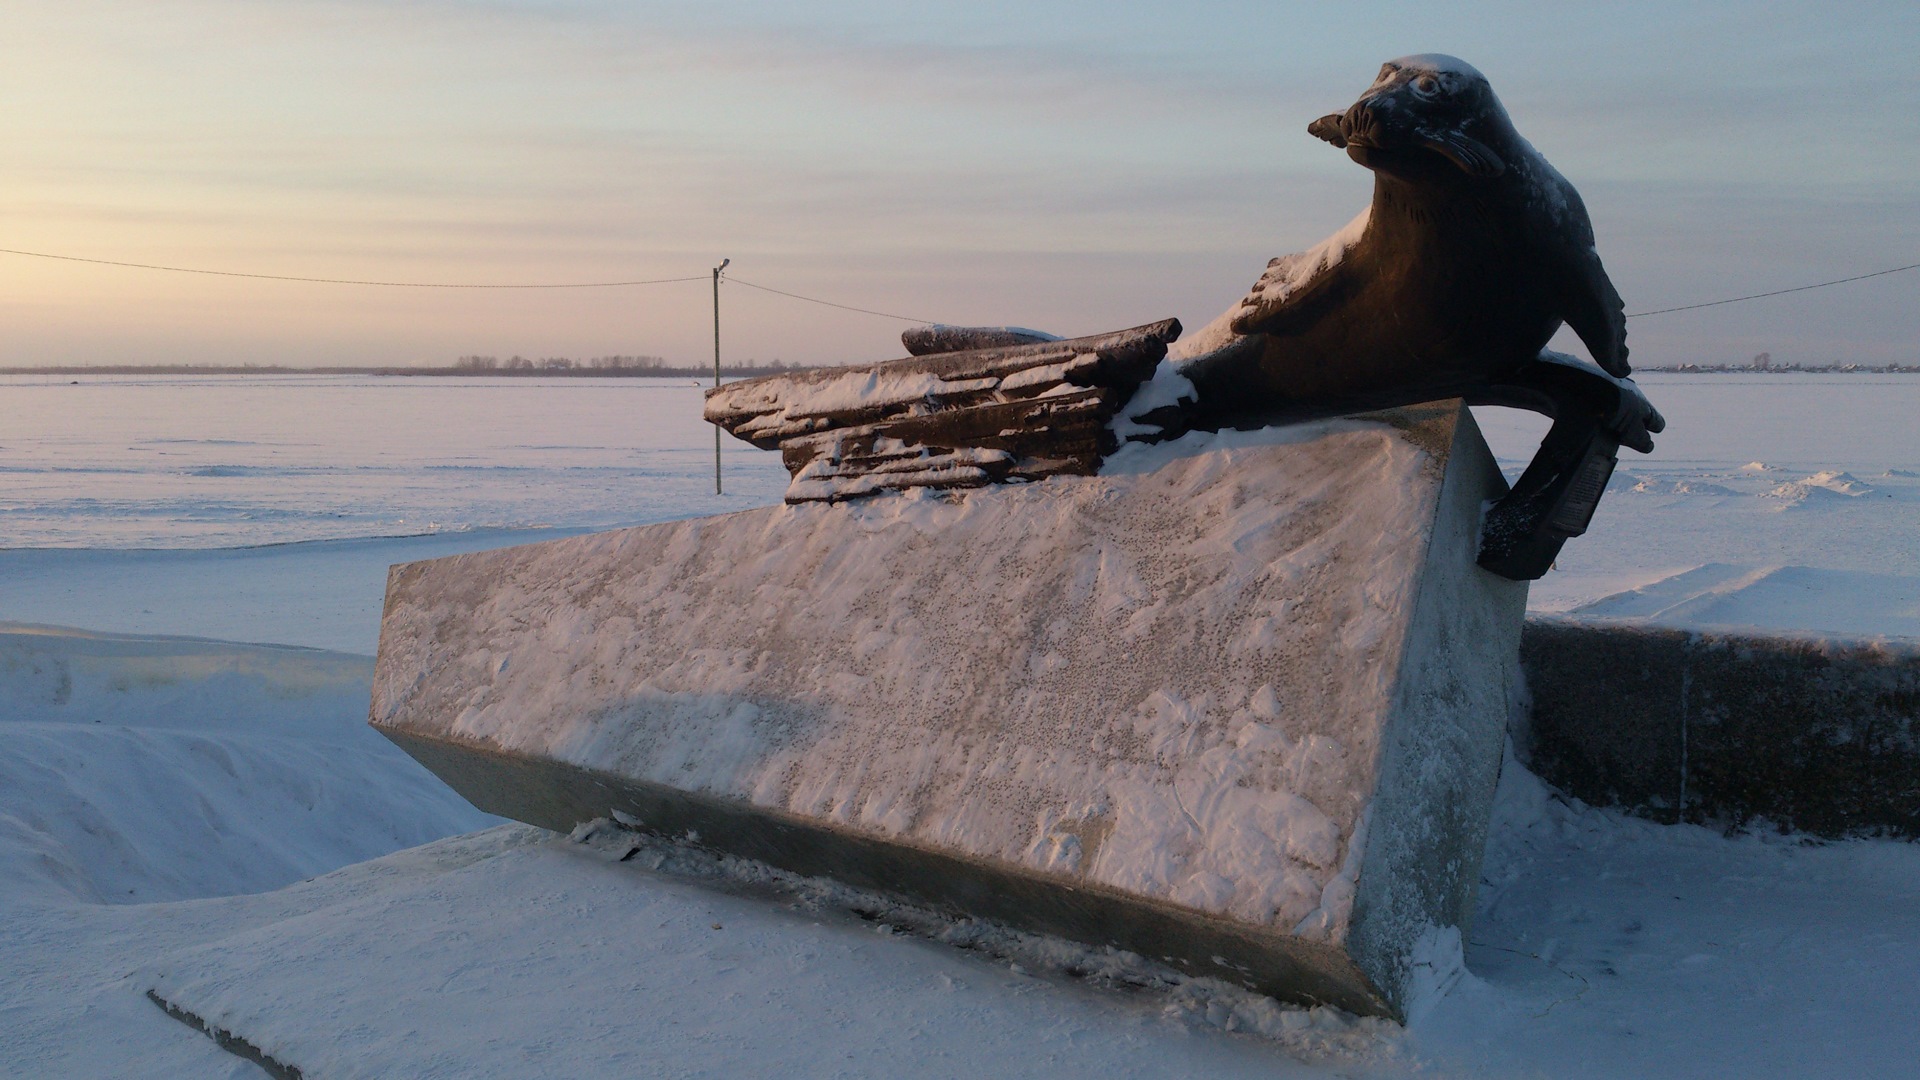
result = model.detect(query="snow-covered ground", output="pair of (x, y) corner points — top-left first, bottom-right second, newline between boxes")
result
(1474, 373), (1920, 637)
(2, 372), (1917, 1076)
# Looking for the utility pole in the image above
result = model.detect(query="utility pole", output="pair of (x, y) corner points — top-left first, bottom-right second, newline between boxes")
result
(712, 258), (728, 495)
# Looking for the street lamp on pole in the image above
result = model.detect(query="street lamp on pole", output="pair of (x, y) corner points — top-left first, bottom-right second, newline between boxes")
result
(712, 258), (728, 495)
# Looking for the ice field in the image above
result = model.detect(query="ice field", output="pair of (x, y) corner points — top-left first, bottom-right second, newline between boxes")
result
(2, 372), (1917, 1076)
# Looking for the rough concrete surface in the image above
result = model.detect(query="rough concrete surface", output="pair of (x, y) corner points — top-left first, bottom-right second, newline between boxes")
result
(372, 403), (1526, 1018)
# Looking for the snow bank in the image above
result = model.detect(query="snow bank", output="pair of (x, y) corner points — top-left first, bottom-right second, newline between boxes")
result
(140, 826), (1394, 1079)
(1, 622), (370, 731)
(1571, 564), (1920, 640)
(1426, 744), (1920, 1077)
(1762, 469), (1876, 506)
(0, 624), (491, 904)
(125, 760), (1920, 1080)
(1470, 373), (1920, 618)
(0, 529), (597, 654)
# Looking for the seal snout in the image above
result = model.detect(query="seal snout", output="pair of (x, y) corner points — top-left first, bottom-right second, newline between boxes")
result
(1308, 104), (1382, 150)
(1307, 113), (1348, 148)
(1341, 104), (1383, 148)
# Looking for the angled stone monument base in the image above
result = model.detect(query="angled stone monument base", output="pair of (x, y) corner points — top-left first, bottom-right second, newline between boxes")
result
(371, 402), (1526, 1019)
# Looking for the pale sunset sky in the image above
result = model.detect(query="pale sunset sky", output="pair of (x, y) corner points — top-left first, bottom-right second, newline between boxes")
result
(2, 1), (1916, 369)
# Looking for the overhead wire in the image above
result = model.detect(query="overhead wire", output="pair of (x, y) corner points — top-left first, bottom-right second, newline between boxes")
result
(726, 277), (937, 325)
(0, 247), (707, 289)
(1626, 262), (1920, 318)
(4, 244), (1915, 324)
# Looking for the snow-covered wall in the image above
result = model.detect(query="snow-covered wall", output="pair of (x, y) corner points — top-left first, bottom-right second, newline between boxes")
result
(371, 402), (1524, 1017)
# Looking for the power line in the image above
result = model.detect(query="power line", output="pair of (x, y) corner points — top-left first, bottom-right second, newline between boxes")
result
(0, 247), (707, 289)
(1627, 262), (1920, 318)
(733, 258), (1920, 327)
(728, 277), (935, 324)
(7, 240), (1912, 323)
(0, 244), (941, 320)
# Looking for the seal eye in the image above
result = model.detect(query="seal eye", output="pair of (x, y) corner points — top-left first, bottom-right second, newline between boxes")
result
(1411, 74), (1442, 98)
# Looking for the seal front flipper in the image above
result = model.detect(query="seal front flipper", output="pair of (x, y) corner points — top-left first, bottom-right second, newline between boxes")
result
(1228, 246), (1360, 338)
(1556, 243), (1631, 377)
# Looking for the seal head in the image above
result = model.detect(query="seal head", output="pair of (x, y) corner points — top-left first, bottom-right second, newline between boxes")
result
(1307, 55), (1513, 180)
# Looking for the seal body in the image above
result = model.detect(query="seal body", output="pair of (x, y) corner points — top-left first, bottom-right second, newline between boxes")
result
(1177, 54), (1630, 428)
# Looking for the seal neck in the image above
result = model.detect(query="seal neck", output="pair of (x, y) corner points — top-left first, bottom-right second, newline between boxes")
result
(1368, 169), (1508, 241)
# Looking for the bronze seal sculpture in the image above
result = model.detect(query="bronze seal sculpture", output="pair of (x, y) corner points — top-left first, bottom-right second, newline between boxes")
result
(707, 54), (1663, 580)
(1176, 53), (1630, 412)
(1156, 53), (1663, 577)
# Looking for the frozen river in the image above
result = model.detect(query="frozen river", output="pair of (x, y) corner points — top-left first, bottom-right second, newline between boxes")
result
(3, 371), (1916, 647)
(0, 373), (788, 549)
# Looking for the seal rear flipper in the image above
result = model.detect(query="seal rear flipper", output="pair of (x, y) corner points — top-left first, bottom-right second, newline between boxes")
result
(1477, 420), (1618, 580)
(1470, 357), (1661, 580)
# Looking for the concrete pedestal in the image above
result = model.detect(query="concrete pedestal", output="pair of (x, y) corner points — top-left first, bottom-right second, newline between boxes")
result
(371, 402), (1526, 1018)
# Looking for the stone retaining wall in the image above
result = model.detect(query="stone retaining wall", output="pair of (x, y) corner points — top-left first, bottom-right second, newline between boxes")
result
(1519, 618), (1920, 837)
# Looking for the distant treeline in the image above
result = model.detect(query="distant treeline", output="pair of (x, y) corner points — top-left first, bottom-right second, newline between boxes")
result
(15, 357), (1918, 378)
(8, 356), (815, 378)
(1639, 351), (1920, 373)
(1642, 363), (1920, 373)
(447, 354), (809, 376)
